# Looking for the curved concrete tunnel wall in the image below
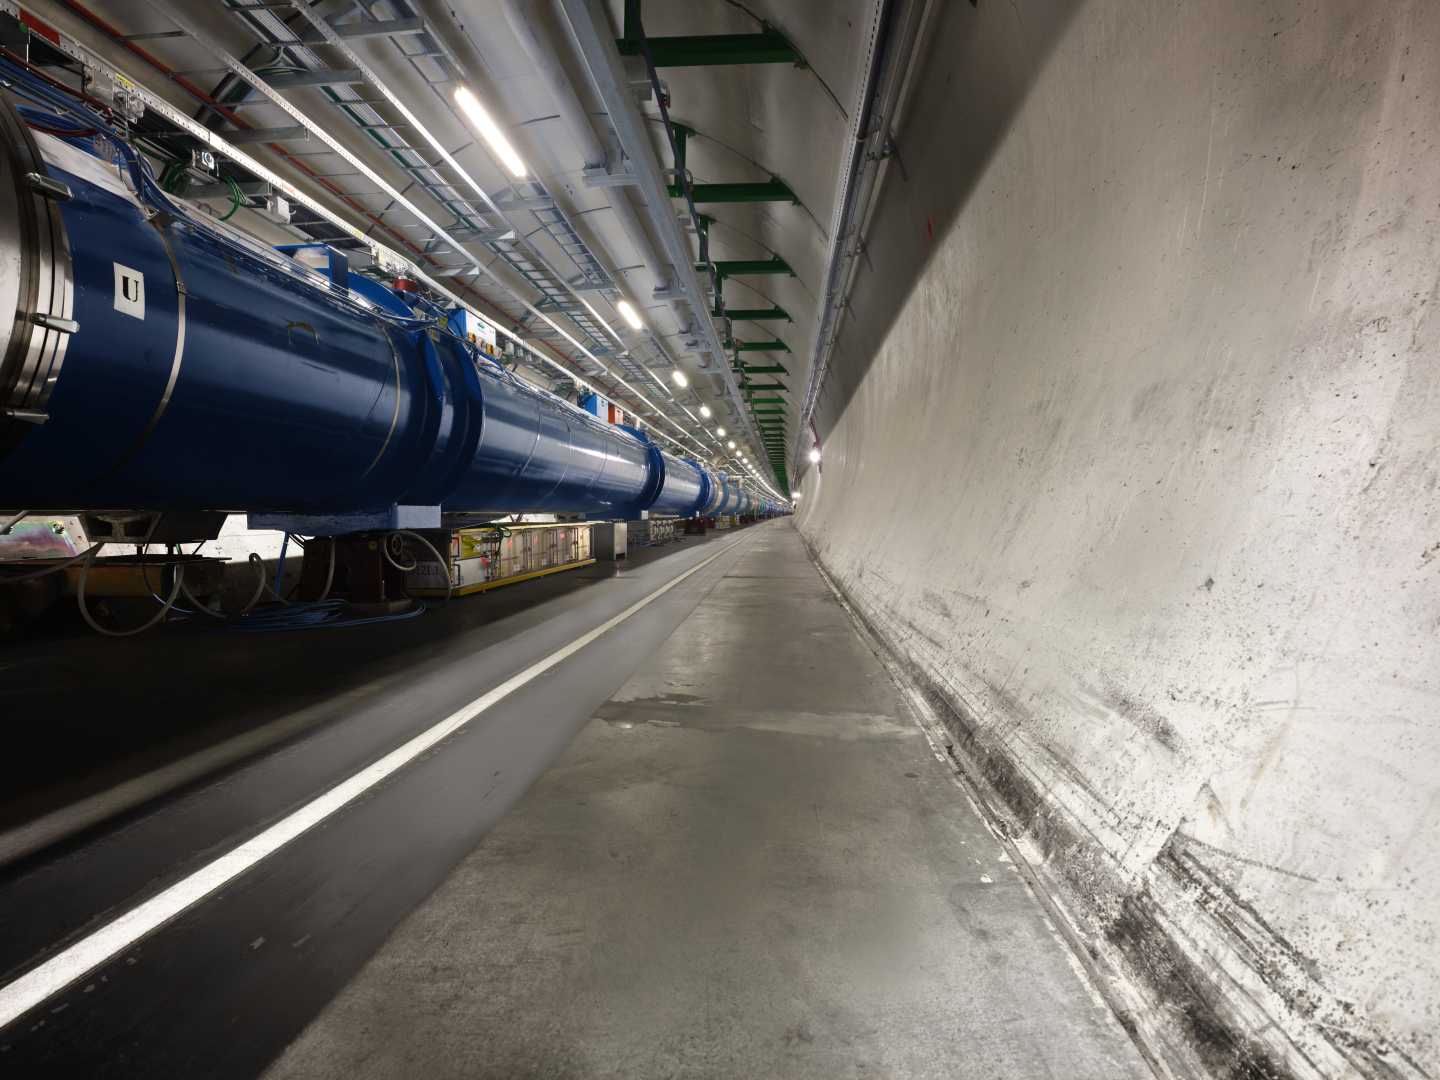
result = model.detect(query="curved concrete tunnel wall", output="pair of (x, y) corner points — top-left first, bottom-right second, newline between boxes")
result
(795, 2), (1437, 1077)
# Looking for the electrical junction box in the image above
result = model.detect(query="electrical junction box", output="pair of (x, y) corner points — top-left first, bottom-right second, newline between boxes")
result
(579, 393), (626, 426)
(592, 521), (627, 560)
(450, 309), (500, 358)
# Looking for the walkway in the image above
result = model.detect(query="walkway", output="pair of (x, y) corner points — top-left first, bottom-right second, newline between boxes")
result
(262, 522), (1146, 1079)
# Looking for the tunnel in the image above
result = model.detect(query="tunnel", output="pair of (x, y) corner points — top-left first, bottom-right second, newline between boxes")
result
(0, 1), (1434, 1077)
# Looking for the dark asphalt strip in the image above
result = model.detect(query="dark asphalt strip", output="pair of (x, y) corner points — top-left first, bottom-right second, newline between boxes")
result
(0, 527), (765, 1077)
(0, 532), (744, 979)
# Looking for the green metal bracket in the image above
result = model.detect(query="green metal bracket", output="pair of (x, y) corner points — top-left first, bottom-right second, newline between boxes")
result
(739, 363), (790, 375)
(743, 382), (788, 391)
(724, 306), (791, 322)
(671, 123), (695, 171)
(669, 178), (797, 204)
(705, 257), (794, 283)
(731, 340), (791, 353)
(750, 397), (786, 404)
(618, 5), (803, 69)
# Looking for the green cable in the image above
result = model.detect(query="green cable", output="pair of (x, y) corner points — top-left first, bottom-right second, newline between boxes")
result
(217, 171), (243, 221)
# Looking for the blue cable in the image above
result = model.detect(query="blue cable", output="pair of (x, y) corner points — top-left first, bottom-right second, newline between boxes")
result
(174, 595), (426, 633)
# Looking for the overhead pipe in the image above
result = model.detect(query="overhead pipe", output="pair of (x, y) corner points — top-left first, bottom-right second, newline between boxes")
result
(793, 0), (932, 473)
(554, 0), (768, 466)
(496, 0), (692, 338)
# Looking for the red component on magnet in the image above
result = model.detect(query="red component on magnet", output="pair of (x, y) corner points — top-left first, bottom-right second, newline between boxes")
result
(392, 278), (420, 293)
(19, 11), (60, 45)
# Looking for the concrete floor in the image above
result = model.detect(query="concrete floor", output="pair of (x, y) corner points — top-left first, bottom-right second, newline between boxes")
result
(262, 523), (1147, 1079)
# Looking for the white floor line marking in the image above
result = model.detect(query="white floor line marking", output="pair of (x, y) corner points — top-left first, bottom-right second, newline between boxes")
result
(0, 529), (762, 1029)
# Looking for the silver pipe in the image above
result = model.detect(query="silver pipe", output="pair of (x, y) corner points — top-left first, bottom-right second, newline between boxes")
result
(555, 0), (765, 459)
(498, 0), (690, 337)
(793, 0), (932, 474)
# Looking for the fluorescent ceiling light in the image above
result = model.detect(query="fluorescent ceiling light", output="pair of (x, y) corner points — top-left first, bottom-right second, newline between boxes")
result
(809, 449), (821, 462)
(616, 300), (643, 329)
(700, 405), (711, 417)
(716, 427), (726, 436)
(454, 87), (527, 177)
(673, 370), (688, 387)
(728, 440), (736, 449)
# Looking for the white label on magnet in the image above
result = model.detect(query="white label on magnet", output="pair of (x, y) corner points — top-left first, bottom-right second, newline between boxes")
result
(113, 263), (144, 320)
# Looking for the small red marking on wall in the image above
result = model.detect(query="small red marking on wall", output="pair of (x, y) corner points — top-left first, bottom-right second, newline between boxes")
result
(19, 11), (60, 45)
(923, 213), (935, 247)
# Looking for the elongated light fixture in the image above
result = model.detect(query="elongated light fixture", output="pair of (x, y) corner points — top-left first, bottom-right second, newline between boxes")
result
(454, 87), (527, 177)
(616, 300), (643, 329)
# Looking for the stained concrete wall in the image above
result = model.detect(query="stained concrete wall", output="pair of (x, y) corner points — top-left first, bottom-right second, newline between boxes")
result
(796, 1), (1438, 1077)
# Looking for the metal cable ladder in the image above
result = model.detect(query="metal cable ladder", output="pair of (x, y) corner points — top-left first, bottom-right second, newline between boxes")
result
(211, 0), (679, 405)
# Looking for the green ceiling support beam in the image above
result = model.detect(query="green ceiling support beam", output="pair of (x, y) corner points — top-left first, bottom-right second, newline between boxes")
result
(724, 306), (791, 322)
(671, 123), (695, 171)
(731, 340), (791, 352)
(704, 257), (794, 282)
(669, 178), (798, 204)
(743, 383), (788, 391)
(617, 15), (803, 68)
(750, 397), (786, 404)
(738, 362), (790, 375)
(622, 35), (802, 67)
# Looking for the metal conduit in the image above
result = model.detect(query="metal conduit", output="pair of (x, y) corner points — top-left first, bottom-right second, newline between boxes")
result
(496, 0), (693, 340)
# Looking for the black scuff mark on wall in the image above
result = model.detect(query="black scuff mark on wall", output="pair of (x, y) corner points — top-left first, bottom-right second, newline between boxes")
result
(798, 538), (1416, 1080)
